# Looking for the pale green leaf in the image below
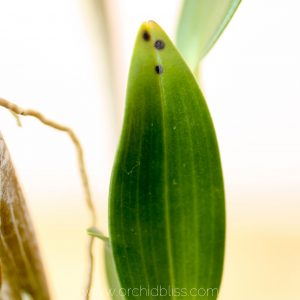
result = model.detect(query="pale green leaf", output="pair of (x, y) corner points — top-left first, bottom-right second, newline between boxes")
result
(176, 0), (242, 71)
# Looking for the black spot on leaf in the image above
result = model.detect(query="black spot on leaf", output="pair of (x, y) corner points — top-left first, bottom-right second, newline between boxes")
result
(155, 65), (163, 74)
(142, 31), (151, 41)
(154, 40), (165, 50)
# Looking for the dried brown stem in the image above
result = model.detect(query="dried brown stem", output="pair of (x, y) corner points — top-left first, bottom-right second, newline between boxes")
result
(0, 133), (51, 300)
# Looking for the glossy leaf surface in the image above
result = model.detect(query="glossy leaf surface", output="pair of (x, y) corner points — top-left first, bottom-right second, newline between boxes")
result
(109, 21), (225, 300)
(176, 0), (242, 70)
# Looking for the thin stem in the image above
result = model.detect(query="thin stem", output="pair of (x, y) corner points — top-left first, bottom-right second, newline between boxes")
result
(0, 97), (97, 299)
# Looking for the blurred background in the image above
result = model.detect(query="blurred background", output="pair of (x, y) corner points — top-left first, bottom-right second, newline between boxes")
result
(0, 0), (299, 299)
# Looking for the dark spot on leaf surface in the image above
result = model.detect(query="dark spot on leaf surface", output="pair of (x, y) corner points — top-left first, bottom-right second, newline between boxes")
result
(155, 65), (163, 74)
(154, 40), (165, 50)
(142, 31), (151, 41)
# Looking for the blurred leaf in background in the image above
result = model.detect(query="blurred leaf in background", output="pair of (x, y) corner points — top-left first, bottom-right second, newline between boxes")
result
(0, 133), (50, 300)
(83, 0), (123, 130)
(176, 0), (242, 72)
(109, 21), (225, 299)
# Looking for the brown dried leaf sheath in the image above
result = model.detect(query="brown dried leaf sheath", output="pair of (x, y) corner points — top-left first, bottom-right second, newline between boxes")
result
(0, 133), (50, 300)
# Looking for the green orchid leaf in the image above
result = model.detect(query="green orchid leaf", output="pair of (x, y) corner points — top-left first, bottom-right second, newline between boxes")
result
(0, 133), (50, 299)
(176, 0), (242, 71)
(108, 21), (225, 300)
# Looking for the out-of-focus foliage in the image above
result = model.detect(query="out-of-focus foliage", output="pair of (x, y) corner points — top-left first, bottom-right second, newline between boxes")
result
(176, 0), (242, 71)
